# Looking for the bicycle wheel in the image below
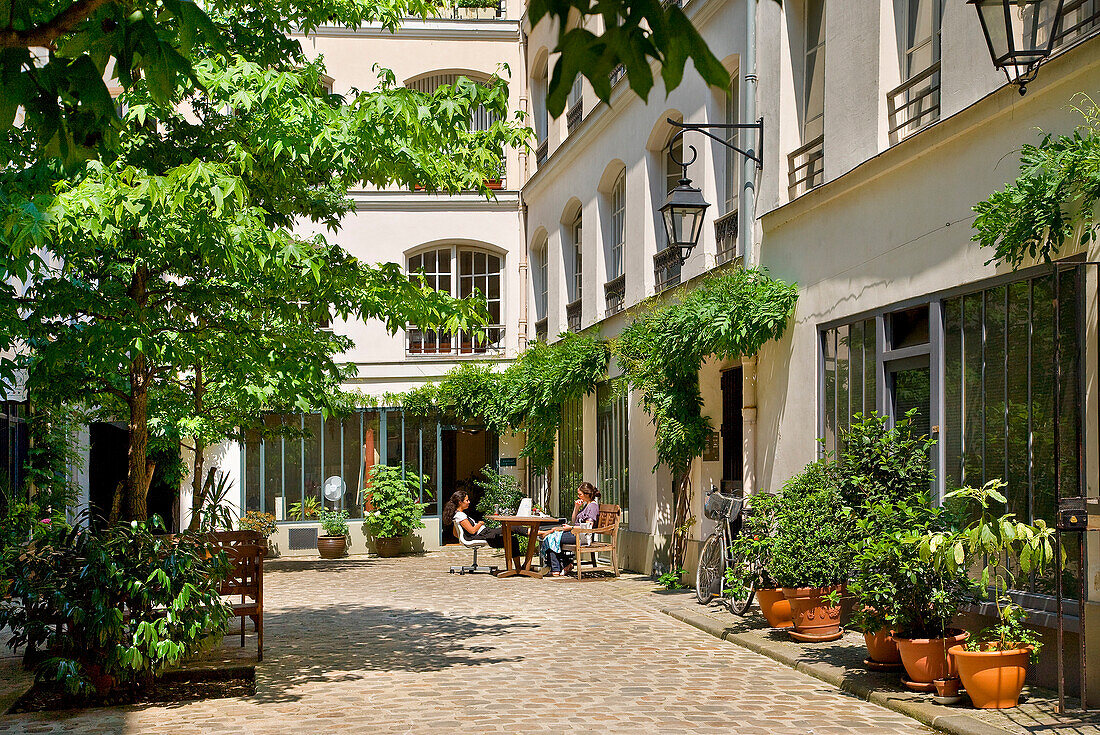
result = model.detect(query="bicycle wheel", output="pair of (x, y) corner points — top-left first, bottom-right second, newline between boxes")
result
(695, 533), (725, 604)
(725, 541), (756, 615)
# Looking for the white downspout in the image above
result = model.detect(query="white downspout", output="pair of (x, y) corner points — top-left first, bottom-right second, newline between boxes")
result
(742, 0), (759, 497)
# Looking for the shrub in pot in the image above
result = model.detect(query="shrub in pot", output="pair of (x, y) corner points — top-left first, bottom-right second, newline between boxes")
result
(316, 508), (349, 558)
(238, 510), (278, 556)
(725, 490), (791, 628)
(769, 461), (853, 643)
(921, 480), (1055, 708)
(362, 465), (429, 557)
(473, 465), (530, 556)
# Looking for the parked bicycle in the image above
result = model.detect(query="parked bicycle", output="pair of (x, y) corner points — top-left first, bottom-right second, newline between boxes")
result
(695, 485), (755, 615)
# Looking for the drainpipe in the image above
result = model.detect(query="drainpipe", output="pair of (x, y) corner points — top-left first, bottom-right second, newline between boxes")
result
(741, 0), (757, 269)
(741, 1), (759, 497)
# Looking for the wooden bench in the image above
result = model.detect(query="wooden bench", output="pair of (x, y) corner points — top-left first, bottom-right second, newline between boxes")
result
(207, 531), (264, 661)
(564, 503), (622, 580)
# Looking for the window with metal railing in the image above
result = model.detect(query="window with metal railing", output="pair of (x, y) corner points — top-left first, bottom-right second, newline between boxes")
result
(789, 0), (826, 198)
(426, 0), (505, 19)
(407, 247), (505, 355)
(714, 210), (739, 266)
(1055, 0), (1100, 47)
(787, 134), (824, 198)
(888, 0), (942, 143)
(653, 248), (681, 293)
(566, 298), (582, 332)
(566, 75), (583, 136)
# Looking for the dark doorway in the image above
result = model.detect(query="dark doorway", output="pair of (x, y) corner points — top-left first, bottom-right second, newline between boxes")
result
(721, 367), (744, 495)
(440, 426), (496, 545)
(89, 423), (179, 530)
(89, 422), (127, 527)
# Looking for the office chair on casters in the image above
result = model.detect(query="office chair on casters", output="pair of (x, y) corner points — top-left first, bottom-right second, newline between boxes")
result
(449, 521), (498, 575)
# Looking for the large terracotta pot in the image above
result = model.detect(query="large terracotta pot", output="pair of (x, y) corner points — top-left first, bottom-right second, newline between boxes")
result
(950, 645), (1030, 709)
(375, 536), (402, 558)
(865, 627), (902, 664)
(893, 630), (968, 688)
(317, 535), (348, 559)
(782, 585), (843, 642)
(756, 588), (793, 628)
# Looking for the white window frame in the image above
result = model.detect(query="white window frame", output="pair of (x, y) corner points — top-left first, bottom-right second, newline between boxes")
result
(406, 245), (504, 355)
(609, 171), (626, 281)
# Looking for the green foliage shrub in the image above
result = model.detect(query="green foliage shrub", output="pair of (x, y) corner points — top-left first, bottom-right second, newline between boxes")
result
(0, 519), (230, 697)
(833, 410), (934, 509)
(725, 489), (780, 596)
(474, 465), (523, 529)
(317, 508), (350, 537)
(362, 465), (429, 539)
(768, 461), (853, 590)
(239, 511), (278, 538)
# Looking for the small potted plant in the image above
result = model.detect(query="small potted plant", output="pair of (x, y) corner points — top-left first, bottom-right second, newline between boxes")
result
(725, 490), (791, 628)
(316, 507), (350, 559)
(921, 480), (1055, 709)
(769, 460), (852, 642)
(238, 510), (278, 556)
(362, 465), (429, 558)
(288, 496), (321, 521)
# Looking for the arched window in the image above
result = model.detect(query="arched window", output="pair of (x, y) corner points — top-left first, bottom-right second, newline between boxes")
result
(566, 213), (583, 332)
(407, 246), (503, 355)
(407, 72), (501, 132)
(609, 170), (626, 280)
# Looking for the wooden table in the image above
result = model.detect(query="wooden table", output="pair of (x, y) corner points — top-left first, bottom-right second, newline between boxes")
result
(489, 515), (554, 578)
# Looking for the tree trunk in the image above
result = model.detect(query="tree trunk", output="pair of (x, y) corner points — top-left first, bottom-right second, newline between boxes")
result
(124, 263), (154, 522)
(186, 364), (207, 531)
(671, 469), (693, 572)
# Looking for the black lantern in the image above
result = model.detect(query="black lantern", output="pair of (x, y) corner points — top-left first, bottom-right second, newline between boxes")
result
(969, 0), (1066, 94)
(659, 177), (710, 264)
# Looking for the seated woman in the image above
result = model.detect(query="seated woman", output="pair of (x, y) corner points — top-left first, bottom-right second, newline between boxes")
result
(541, 482), (600, 576)
(442, 490), (520, 560)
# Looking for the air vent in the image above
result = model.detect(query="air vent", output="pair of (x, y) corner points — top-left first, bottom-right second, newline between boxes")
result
(288, 527), (318, 550)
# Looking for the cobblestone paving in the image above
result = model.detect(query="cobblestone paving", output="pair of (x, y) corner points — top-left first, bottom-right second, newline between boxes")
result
(0, 550), (931, 734)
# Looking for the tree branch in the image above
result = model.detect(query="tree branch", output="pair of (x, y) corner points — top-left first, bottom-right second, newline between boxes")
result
(0, 0), (114, 49)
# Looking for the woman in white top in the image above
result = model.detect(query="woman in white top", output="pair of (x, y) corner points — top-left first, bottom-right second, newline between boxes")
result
(442, 490), (518, 556)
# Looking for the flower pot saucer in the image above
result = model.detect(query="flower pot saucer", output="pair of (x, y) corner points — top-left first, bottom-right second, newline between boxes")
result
(789, 628), (844, 643)
(863, 657), (902, 672)
(933, 694), (965, 706)
(901, 676), (937, 693)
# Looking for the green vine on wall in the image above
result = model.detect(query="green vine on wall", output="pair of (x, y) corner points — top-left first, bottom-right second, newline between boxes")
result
(972, 94), (1100, 268)
(615, 268), (798, 569)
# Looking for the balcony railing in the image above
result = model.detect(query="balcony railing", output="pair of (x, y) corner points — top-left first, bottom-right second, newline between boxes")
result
(566, 298), (582, 332)
(566, 101), (583, 136)
(714, 210), (739, 266)
(654, 248), (682, 293)
(887, 61), (940, 144)
(535, 139), (548, 167)
(604, 274), (626, 316)
(406, 325), (505, 355)
(534, 316), (548, 341)
(428, 1), (505, 19)
(608, 64), (626, 88)
(1055, 0), (1100, 47)
(787, 134), (824, 199)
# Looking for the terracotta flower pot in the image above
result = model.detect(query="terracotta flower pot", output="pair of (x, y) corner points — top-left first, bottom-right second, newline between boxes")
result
(317, 535), (347, 559)
(950, 644), (1031, 709)
(934, 677), (961, 698)
(864, 627), (902, 664)
(756, 588), (793, 628)
(782, 585), (843, 642)
(893, 630), (968, 689)
(375, 536), (402, 558)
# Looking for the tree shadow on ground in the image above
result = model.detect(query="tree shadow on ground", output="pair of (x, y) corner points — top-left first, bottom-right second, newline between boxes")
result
(263, 559), (370, 574)
(248, 602), (534, 704)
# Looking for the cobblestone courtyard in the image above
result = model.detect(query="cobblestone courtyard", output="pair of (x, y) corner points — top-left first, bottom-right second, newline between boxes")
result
(0, 551), (934, 734)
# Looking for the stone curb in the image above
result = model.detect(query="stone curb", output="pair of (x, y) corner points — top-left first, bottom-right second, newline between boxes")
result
(657, 604), (1013, 735)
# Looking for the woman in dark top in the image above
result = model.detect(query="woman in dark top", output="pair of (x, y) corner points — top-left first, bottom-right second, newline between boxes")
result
(541, 482), (600, 576)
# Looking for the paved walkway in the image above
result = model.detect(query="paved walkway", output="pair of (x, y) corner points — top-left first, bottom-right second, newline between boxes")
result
(0, 550), (930, 735)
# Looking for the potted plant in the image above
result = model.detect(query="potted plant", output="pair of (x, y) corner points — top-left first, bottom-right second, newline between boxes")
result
(362, 465), (429, 558)
(316, 507), (350, 558)
(238, 510), (278, 556)
(288, 496), (321, 521)
(769, 461), (852, 642)
(725, 490), (791, 628)
(921, 480), (1055, 709)
(474, 465), (528, 555)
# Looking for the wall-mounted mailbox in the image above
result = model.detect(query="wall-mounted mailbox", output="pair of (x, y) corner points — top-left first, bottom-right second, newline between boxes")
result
(1057, 496), (1100, 531)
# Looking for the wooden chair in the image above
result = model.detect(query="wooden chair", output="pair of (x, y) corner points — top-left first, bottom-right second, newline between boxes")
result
(565, 504), (621, 580)
(208, 531), (264, 661)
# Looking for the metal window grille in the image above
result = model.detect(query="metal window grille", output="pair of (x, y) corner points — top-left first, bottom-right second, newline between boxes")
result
(596, 381), (629, 523)
(787, 135), (824, 198)
(653, 248), (682, 293)
(604, 274), (626, 316)
(1054, 0), (1100, 47)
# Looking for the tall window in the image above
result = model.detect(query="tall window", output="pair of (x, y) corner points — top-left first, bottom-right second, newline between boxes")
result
(724, 76), (740, 215)
(532, 241), (548, 321)
(657, 135), (685, 291)
(821, 318), (877, 458)
(608, 171), (626, 281)
(1054, 0), (1100, 48)
(566, 74), (583, 135)
(569, 214), (583, 303)
(558, 396), (584, 515)
(407, 246), (504, 354)
(802, 0), (826, 144)
(596, 381), (629, 523)
(408, 72), (501, 132)
(889, 0), (942, 141)
(0, 401), (28, 518)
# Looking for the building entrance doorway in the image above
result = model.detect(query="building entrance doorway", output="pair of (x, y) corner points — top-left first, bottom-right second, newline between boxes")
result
(440, 426), (497, 544)
(89, 422), (179, 530)
(721, 367), (744, 495)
